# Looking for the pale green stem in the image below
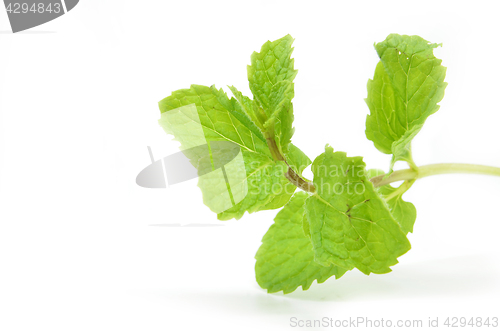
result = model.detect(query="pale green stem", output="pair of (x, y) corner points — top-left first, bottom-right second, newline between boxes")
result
(370, 163), (500, 188)
(384, 179), (415, 200)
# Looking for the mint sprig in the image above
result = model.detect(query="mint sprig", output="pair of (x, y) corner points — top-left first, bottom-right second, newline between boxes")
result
(157, 34), (500, 294)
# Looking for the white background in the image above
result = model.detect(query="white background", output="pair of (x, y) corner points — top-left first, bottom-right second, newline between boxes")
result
(1, 1), (500, 330)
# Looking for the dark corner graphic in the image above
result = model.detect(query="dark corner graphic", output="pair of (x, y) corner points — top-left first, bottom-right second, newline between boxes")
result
(3, 0), (79, 33)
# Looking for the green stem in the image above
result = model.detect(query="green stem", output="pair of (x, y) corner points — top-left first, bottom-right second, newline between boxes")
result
(370, 163), (500, 188)
(265, 131), (316, 193)
(265, 132), (284, 162)
(384, 179), (415, 200)
(285, 168), (316, 193)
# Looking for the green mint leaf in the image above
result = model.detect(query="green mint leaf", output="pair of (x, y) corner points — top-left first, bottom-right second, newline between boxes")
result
(228, 85), (266, 131)
(159, 84), (269, 156)
(367, 169), (417, 234)
(159, 84), (307, 220)
(229, 83), (294, 157)
(379, 185), (417, 235)
(269, 81), (295, 156)
(265, 80), (294, 122)
(305, 146), (411, 274)
(247, 35), (297, 110)
(286, 143), (311, 175)
(248, 35), (297, 156)
(225, 97), (267, 144)
(255, 192), (348, 294)
(214, 155), (289, 220)
(302, 211), (311, 238)
(365, 34), (447, 172)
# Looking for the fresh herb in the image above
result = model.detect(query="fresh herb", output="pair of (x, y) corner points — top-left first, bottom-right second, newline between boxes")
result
(158, 34), (500, 293)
